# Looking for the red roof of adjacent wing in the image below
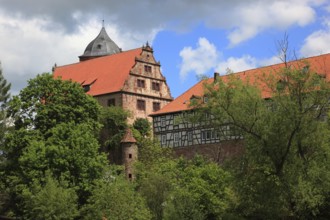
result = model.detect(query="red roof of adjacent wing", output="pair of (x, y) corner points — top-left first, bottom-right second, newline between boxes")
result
(53, 48), (142, 96)
(151, 53), (330, 116)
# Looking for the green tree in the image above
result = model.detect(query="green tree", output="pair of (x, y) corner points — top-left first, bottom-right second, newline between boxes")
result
(137, 143), (235, 220)
(0, 63), (11, 215)
(0, 63), (11, 143)
(201, 61), (330, 218)
(163, 156), (236, 220)
(82, 167), (151, 220)
(136, 141), (175, 220)
(99, 106), (131, 163)
(133, 118), (151, 137)
(9, 73), (100, 133)
(22, 174), (79, 220)
(1, 73), (108, 216)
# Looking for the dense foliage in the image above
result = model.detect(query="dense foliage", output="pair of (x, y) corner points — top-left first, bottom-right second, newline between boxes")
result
(0, 64), (11, 143)
(0, 73), (108, 217)
(200, 61), (330, 218)
(0, 65), (11, 216)
(82, 167), (151, 220)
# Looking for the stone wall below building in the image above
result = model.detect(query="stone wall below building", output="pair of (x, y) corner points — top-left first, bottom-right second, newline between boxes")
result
(173, 140), (244, 164)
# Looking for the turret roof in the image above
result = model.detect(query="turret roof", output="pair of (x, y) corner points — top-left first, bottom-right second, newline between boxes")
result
(79, 27), (121, 60)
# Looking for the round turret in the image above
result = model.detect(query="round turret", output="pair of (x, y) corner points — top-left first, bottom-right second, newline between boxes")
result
(79, 27), (121, 61)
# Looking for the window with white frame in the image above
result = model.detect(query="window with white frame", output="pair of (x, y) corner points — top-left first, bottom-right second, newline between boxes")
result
(161, 135), (166, 145)
(201, 130), (212, 140)
(161, 117), (166, 127)
(174, 133), (180, 143)
(188, 131), (193, 141)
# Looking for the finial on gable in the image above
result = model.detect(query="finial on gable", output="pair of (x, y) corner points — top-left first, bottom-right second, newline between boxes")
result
(142, 41), (153, 52)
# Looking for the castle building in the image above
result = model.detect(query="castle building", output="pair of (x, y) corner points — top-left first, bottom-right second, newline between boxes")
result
(54, 26), (173, 123)
(150, 53), (330, 162)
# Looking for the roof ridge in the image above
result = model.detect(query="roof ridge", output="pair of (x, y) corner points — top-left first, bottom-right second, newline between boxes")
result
(228, 52), (330, 76)
(55, 48), (143, 69)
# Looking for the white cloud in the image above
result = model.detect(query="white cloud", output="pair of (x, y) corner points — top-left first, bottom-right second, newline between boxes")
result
(215, 55), (257, 75)
(300, 17), (330, 57)
(228, 1), (316, 45)
(259, 56), (282, 66)
(0, 0), (325, 47)
(0, 12), (158, 94)
(179, 37), (218, 79)
(180, 38), (282, 78)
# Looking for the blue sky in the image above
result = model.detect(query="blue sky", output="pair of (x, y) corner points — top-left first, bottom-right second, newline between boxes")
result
(0, 0), (330, 98)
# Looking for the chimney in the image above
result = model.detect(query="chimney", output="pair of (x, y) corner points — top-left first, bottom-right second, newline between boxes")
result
(214, 72), (220, 82)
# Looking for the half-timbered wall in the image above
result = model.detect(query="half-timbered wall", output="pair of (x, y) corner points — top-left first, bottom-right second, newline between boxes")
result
(153, 112), (242, 148)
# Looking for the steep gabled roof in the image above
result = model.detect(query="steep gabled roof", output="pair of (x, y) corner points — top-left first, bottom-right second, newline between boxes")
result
(151, 53), (330, 116)
(53, 48), (142, 96)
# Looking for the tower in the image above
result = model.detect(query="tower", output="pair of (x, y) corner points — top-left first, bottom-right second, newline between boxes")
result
(120, 128), (138, 180)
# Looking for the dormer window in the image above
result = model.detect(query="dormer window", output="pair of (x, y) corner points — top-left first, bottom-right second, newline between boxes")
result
(83, 85), (90, 92)
(190, 95), (201, 103)
(203, 96), (209, 103)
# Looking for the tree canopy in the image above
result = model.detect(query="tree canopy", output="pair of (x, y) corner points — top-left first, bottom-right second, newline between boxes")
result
(0, 73), (108, 217)
(199, 60), (330, 218)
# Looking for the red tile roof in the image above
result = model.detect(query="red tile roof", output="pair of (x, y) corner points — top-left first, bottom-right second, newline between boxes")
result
(151, 53), (330, 116)
(53, 48), (142, 96)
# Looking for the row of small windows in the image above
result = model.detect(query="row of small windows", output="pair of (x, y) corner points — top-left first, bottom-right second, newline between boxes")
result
(161, 131), (193, 145)
(137, 79), (160, 91)
(137, 99), (161, 112)
(108, 98), (160, 112)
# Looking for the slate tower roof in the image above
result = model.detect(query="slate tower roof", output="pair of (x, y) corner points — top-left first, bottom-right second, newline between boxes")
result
(79, 27), (121, 61)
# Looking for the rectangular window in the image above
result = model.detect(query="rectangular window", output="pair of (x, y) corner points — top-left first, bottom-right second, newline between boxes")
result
(201, 130), (211, 140)
(211, 130), (219, 139)
(188, 131), (193, 141)
(203, 96), (209, 103)
(107, 98), (116, 106)
(137, 79), (145, 88)
(153, 102), (160, 112)
(161, 117), (166, 127)
(137, 99), (146, 111)
(144, 65), (152, 73)
(161, 135), (166, 145)
(152, 82), (160, 91)
(128, 154), (132, 159)
(174, 133), (180, 143)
